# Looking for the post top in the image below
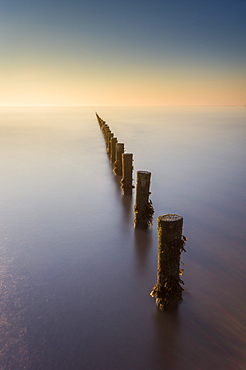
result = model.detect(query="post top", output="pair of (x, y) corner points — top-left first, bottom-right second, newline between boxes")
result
(158, 214), (183, 222)
(137, 170), (151, 175)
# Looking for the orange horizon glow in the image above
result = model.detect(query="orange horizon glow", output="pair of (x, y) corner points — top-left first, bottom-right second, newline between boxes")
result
(0, 63), (245, 107)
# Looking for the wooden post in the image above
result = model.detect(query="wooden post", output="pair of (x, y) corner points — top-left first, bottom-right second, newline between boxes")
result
(110, 137), (118, 163)
(134, 171), (154, 228)
(105, 128), (109, 146)
(102, 125), (110, 143)
(107, 132), (114, 154)
(95, 113), (106, 127)
(95, 112), (100, 126)
(113, 143), (124, 176)
(121, 153), (134, 195)
(150, 214), (187, 310)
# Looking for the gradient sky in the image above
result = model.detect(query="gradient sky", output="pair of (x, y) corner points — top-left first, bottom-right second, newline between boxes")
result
(0, 0), (245, 106)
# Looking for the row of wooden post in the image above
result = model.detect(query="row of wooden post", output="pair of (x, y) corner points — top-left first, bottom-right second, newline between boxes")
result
(96, 112), (153, 225)
(96, 113), (187, 310)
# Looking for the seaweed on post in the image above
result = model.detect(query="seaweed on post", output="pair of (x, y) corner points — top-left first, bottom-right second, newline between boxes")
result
(134, 171), (154, 228)
(150, 214), (187, 310)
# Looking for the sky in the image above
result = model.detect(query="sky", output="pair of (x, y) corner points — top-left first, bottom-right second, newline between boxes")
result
(0, 0), (245, 106)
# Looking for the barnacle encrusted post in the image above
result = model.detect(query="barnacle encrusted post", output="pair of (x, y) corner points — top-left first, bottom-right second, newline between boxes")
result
(110, 137), (118, 164)
(150, 214), (187, 310)
(113, 143), (124, 176)
(121, 153), (134, 195)
(107, 132), (114, 154)
(134, 171), (154, 228)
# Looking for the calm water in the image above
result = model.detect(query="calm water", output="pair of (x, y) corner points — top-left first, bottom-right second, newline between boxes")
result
(0, 106), (245, 369)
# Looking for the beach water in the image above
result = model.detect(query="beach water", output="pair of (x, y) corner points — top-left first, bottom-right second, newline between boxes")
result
(0, 106), (245, 369)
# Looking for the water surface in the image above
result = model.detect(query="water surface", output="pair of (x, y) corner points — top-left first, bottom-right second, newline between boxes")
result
(0, 106), (245, 369)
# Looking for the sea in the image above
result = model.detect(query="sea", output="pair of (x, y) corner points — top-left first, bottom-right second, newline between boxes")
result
(0, 106), (245, 370)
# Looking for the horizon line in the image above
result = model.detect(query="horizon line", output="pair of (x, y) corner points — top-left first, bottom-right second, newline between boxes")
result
(0, 104), (244, 107)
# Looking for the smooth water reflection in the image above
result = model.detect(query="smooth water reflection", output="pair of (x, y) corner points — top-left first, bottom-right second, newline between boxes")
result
(0, 106), (245, 369)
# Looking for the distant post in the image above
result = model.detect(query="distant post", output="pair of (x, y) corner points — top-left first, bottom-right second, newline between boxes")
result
(110, 137), (118, 164)
(150, 214), (187, 310)
(102, 124), (110, 142)
(113, 143), (124, 176)
(107, 132), (114, 154)
(134, 171), (154, 228)
(121, 153), (134, 195)
(95, 112), (105, 127)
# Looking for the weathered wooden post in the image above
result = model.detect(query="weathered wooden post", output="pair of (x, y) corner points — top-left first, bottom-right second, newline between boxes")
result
(121, 153), (134, 195)
(95, 112), (101, 126)
(103, 124), (109, 136)
(150, 214), (187, 310)
(96, 113), (106, 127)
(113, 143), (124, 176)
(107, 132), (114, 155)
(102, 124), (110, 143)
(134, 171), (154, 228)
(110, 137), (118, 163)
